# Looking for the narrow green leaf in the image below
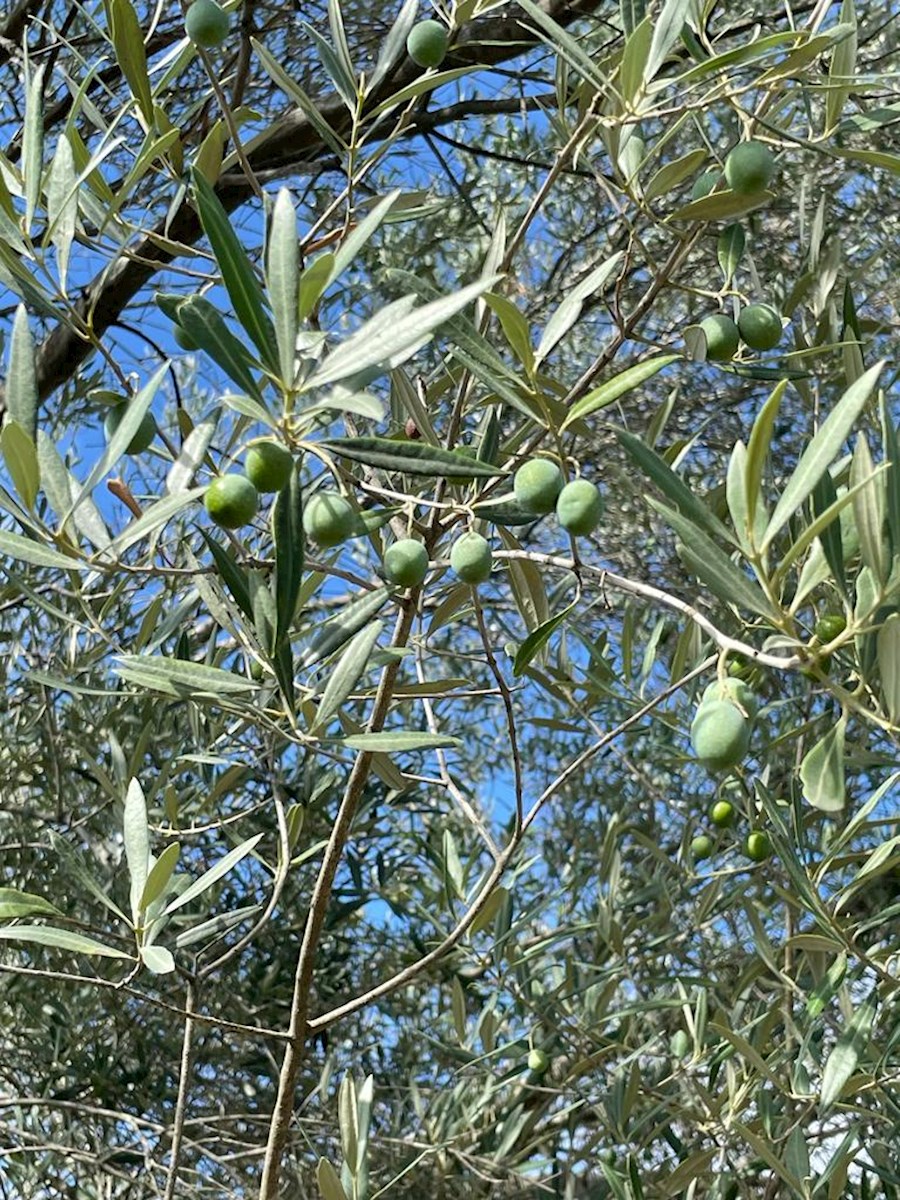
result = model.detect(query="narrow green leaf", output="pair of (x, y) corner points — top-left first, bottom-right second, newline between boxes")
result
(776, 467), (884, 583)
(563, 355), (680, 430)
(469, 886), (510, 935)
(300, 19), (358, 111)
(139, 842), (181, 913)
(812, 469), (846, 596)
(877, 612), (900, 723)
(7, 305), (38, 440)
(320, 436), (504, 478)
(0, 925), (132, 959)
(513, 604), (575, 676)
(731, 1122), (806, 1194)
(487, 292), (535, 372)
(368, 0), (418, 90)
(108, 0), (154, 124)
(1, 420), (40, 511)
(717, 223), (745, 287)
(114, 655), (258, 697)
(192, 169), (279, 373)
(850, 433), (886, 582)
(23, 65), (44, 233)
(124, 778), (150, 926)
(250, 39), (348, 158)
(0, 529), (84, 571)
(201, 532), (253, 620)
(644, 148), (707, 202)
(298, 253), (336, 321)
(338, 1075), (359, 1181)
(617, 428), (734, 543)
(317, 1158), (349, 1200)
(162, 833), (265, 916)
(800, 717), (846, 811)
(881, 398), (900, 559)
(314, 620), (383, 732)
(645, 0), (691, 81)
(670, 189), (774, 222)
(820, 988), (878, 1109)
(472, 496), (546, 526)
(298, 586), (391, 670)
(49, 832), (130, 924)
(166, 413), (218, 495)
(825, 0), (857, 134)
(656, 501), (779, 618)
(174, 295), (267, 402)
(0, 888), (64, 921)
(535, 253), (623, 364)
(273, 465), (304, 649)
(174, 904), (261, 949)
(37, 432), (110, 551)
(338, 731), (461, 753)
(306, 276), (497, 390)
(620, 18), (652, 103)
(499, 526), (550, 632)
(725, 439), (749, 548)
(763, 361), (883, 550)
(745, 380), (786, 534)
(327, 0), (356, 97)
(46, 134), (77, 293)
(266, 189), (299, 388)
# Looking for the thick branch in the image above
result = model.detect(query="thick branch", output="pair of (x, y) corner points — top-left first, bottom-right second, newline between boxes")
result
(30, 0), (608, 405)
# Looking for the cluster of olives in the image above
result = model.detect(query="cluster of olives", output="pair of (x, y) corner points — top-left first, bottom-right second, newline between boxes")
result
(688, 678), (770, 864)
(204, 440), (294, 530)
(513, 458), (604, 536)
(691, 809), (771, 865)
(691, 140), (784, 362)
(283, 454), (603, 594)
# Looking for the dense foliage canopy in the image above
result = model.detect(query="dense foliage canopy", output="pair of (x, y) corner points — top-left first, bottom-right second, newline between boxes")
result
(0, 0), (899, 1197)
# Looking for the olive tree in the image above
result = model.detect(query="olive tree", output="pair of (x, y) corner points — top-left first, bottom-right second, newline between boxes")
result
(0, 0), (899, 1197)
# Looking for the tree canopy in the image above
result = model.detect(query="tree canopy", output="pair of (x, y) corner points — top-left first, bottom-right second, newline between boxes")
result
(0, 0), (899, 1197)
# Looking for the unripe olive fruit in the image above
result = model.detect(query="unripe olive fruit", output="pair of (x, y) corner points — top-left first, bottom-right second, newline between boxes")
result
(702, 677), (758, 720)
(815, 612), (847, 643)
(669, 1030), (691, 1057)
(691, 169), (721, 200)
(710, 800), (735, 828)
(173, 324), (199, 351)
(406, 19), (449, 68)
(449, 532), (492, 585)
(699, 314), (740, 361)
(302, 491), (355, 548)
(513, 458), (564, 514)
(556, 479), (603, 536)
(204, 474), (259, 530)
(185, 0), (230, 47)
(738, 303), (783, 352)
(724, 140), (775, 194)
(691, 834), (714, 861)
(383, 538), (429, 588)
(244, 441), (294, 493)
(527, 1048), (549, 1074)
(690, 700), (751, 772)
(104, 405), (158, 455)
(745, 830), (771, 862)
